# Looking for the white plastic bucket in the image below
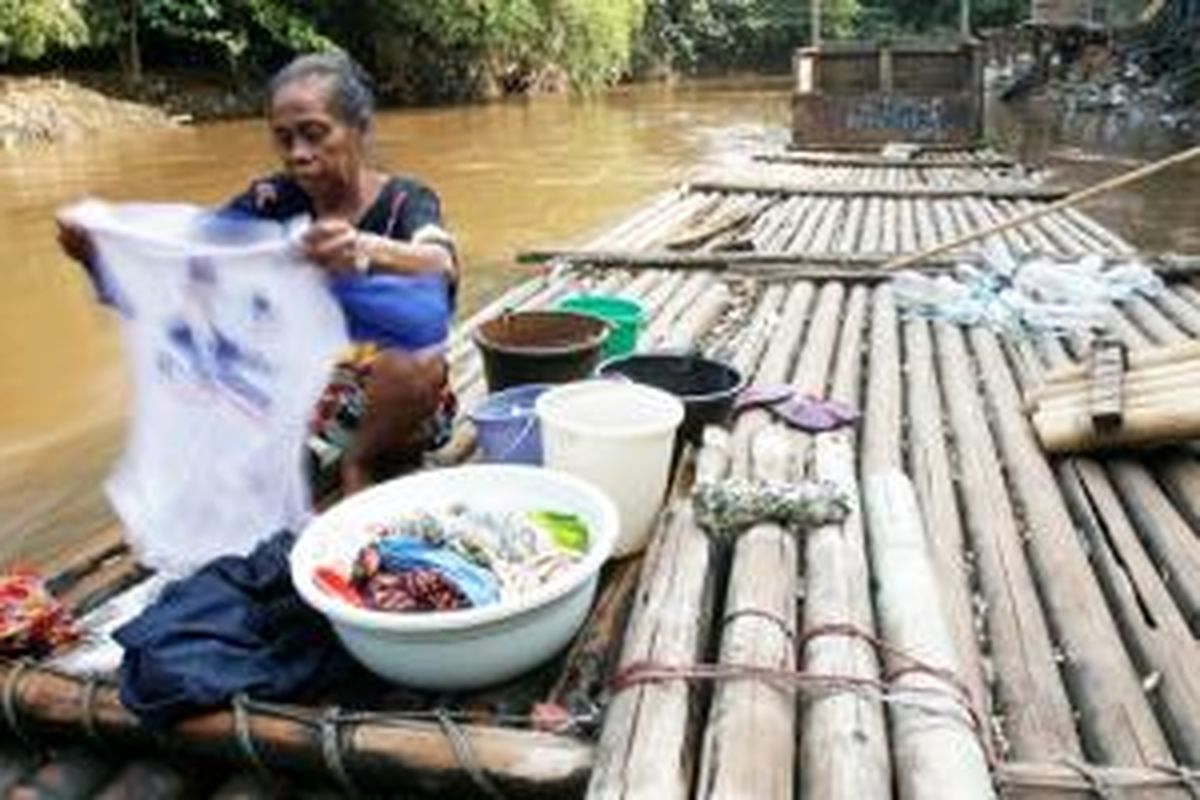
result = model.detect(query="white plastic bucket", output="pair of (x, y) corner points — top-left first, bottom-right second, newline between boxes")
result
(536, 380), (684, 556)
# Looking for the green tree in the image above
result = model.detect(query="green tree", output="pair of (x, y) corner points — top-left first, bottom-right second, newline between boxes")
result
(539, 0), (645, 87)
(83, 0), (333, 85)
(0, 0), (88, 62)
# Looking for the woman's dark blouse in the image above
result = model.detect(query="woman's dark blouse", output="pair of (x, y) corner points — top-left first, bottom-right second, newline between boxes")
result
(223, 175), (455, 352)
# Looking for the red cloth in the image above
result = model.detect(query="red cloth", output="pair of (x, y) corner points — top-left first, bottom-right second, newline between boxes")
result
(0, 571), (79, 657)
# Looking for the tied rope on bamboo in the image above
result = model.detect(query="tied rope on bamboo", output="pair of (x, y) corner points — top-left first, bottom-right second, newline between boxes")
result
(610, 620), (989, 765)
(0, 658), (594, 798)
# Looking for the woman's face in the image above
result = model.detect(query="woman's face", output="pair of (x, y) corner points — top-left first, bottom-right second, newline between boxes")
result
(268, 76), (365, 199)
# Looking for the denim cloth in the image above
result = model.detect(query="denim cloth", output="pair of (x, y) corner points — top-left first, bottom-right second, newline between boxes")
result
(115, 531), (359, 726)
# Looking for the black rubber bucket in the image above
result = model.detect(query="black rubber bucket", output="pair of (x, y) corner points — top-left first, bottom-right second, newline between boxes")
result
(474, 311), (611, 392)
(598, 351), (745, 445)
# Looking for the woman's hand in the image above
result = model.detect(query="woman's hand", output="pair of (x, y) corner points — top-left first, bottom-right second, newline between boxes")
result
(302, 218), (362, 276)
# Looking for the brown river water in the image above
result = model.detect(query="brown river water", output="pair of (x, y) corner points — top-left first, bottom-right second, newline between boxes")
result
(0, 79), (1197, 567)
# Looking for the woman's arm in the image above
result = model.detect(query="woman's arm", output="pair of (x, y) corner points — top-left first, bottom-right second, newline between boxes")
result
(301, 220), (454, 277)
(355, 231), (454, 277)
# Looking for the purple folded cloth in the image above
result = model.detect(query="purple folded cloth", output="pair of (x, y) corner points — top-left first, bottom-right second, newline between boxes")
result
(735, 384), (859, 433)
(734, 384), (794, 412)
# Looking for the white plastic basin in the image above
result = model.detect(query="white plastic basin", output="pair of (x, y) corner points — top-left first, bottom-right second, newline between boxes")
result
(290, 464), (619, 689)
(537, 380), (684, 556)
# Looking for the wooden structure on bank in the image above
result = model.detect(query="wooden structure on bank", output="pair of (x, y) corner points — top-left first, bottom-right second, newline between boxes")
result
(791, 40), (985, 148)
(4, 146), (1200, 797)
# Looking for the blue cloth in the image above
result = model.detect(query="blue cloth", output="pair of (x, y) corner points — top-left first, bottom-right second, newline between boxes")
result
(220, 174), (456, 352)
(374, 537), (500, 607)
(328, 273), (451, 351)
(115, 531), (359, 726)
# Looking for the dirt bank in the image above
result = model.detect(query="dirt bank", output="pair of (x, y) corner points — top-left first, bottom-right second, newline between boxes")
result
(0, 76), (177, 149)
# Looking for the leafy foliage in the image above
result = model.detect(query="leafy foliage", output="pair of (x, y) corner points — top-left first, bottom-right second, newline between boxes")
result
(0, 0), (1061, 95)
(0, 0), (87, 62)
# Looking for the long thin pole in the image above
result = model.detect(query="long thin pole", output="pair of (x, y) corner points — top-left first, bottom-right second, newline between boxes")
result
(882, 144), (1200, 271)
(812, 0), (822, 45)
(961, 0), (971, 35)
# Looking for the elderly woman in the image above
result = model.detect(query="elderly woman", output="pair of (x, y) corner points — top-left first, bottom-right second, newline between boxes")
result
(60, 52), (459, 495)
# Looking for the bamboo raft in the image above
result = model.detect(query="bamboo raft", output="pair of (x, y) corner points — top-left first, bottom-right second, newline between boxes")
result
(4, 146), (1200, 798)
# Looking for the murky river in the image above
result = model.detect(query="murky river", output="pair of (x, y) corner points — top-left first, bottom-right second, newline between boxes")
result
(0, 79), (1196, 566)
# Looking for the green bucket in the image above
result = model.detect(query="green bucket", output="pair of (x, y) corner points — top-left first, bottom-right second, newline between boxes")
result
(557, 294), (644, 358)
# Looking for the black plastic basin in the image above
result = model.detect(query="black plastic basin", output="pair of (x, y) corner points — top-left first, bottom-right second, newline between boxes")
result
(474, 311), (611, 392)
(598, 352), (744, 445)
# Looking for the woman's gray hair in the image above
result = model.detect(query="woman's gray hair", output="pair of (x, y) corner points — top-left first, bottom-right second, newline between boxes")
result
(267, 52), (375, 132)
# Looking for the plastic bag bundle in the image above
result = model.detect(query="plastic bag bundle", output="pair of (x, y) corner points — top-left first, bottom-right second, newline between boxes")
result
(892, 253), (1163, 338)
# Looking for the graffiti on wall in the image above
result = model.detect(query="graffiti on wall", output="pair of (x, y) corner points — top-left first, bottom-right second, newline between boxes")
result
(793, 92), (977, 145)
(844, 96), (952, 137)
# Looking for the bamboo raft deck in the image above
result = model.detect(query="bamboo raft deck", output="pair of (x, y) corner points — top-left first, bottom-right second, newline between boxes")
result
(4, 147), (1200, 797)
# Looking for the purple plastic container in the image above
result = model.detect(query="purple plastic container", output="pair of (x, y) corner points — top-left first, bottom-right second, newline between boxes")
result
(468, 383), (549, 465)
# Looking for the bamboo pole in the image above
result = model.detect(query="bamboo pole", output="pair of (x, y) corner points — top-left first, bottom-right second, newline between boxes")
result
(582, 190), (682, 251)
(883, 144), (1200, 271)
(639, 273), (715, 346)
(584, 269), (775, 800)
(695, 428), (798, 800)
(935, 321), (1082, 761)
(862, 472), (995, 800)
(585, 446), (723, 800)
(658, 283), (731, 352)
(1157, 451), (1200, 532)
(902, 319), (990, 737)
(860, 288), (993, 799)
(1154, 288), (1200, 337)
(1034, 401), (1200, 453)
(686, 179), (1066, 201)
(997, 761), (1196, 798)
(1057, 459), (1200, 763)
(970, 328), (1175, 765)
(718, 285), (786, 375)
(518, 248), (974, 270)
(14, 748), (115, 799)
(1029, 358), (1200, 404)
(547, 557), (643, 711)
(1107, 461), (1200, 629)
(95, 759), (197, 800)
(799, 287), (892, 800)
(0, 662), (593, 796)
(729, 283), (815, 478)
(752, 153), (1016, 169)
(696, 283), (829, 800)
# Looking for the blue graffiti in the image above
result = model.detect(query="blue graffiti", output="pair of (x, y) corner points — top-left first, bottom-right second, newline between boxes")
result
(845, 97), (950, 136)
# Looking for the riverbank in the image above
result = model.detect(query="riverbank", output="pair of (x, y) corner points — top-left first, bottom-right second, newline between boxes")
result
(0, 76), (178, 148)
